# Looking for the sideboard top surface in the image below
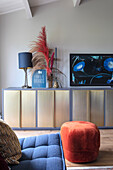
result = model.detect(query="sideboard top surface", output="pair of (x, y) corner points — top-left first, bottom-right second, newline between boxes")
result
(3, 86), (113, 91)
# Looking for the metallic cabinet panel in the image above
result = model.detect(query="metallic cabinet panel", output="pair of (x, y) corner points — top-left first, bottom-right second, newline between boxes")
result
(4, 90), (20, 127)
(73, 90), (90, 121)
(21, 90), (36, 127)
(37, 90), (54, 127)
(55, 90), (69, 127)
(105, 90), (113, 126)
(90, 90), (104, 126)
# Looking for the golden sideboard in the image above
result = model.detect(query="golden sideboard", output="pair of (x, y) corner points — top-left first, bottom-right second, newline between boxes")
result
(2, 87), (113, 129)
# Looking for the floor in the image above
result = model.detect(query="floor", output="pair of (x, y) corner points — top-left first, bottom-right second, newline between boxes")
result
(14, 129), (113, 169)
(14, 130), (59, 138)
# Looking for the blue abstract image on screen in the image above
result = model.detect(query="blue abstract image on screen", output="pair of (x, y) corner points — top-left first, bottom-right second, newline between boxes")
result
(104, 58), (113, 72)
(70, 54), (113, 86)
(73, 61), (85, 72)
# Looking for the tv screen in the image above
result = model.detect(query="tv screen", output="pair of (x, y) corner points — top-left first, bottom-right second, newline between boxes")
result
(70, 54), (113, 86)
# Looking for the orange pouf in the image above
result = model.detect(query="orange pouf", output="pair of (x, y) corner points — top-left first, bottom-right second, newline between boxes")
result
(61, 121), (100, 163)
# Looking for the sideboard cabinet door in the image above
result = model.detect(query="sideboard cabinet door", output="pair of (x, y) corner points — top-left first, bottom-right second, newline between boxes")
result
(54, 90), (69, 127)
(105, 90), (113, 126)
(37, 90), (54, 127)
(4, 90), (20, 127)
(21, 90), (36, 127)
(73, 90), (90, 121)
(90, 90), (104, 126)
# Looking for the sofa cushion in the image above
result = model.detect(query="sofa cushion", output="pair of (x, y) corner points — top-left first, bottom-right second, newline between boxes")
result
(0, 120), (22, 164)
(10, 133), (65, 170)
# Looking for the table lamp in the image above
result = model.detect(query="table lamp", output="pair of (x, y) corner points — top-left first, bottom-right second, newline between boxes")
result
(18, 52), (32, 88)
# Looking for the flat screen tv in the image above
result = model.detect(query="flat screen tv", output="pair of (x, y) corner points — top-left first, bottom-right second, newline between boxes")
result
(70, 54), (113, 86)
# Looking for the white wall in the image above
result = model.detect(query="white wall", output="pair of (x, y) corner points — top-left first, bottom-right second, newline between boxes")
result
(0, 0), (113, 112)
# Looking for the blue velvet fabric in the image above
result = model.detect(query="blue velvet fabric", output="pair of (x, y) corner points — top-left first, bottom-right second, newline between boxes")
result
(10, 133), (65, 170)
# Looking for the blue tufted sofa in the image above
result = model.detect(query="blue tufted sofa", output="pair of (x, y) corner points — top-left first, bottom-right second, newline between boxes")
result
(10, 133), (66, 170)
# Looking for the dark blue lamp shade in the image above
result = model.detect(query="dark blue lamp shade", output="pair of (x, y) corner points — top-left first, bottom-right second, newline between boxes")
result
(18, 52), (32, 69)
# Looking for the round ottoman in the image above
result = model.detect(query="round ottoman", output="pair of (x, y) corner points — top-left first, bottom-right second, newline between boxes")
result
(61, 121), (100, 163)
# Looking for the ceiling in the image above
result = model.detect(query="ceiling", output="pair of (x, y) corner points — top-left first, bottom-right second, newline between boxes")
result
(0, 0), (60, 15)
(0, 0), (82, 18)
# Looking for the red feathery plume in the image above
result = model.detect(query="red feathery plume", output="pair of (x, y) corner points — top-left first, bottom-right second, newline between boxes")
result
(36, 26), (51, 76)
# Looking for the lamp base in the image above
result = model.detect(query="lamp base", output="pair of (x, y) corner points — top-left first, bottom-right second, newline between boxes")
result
(22, 68), (32, 89)
(22, 85), (32, 88)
